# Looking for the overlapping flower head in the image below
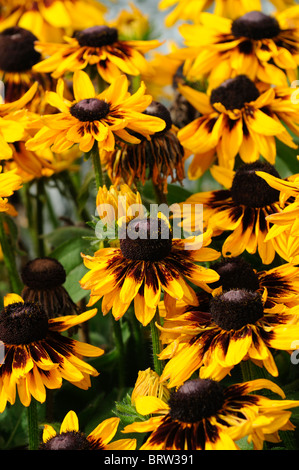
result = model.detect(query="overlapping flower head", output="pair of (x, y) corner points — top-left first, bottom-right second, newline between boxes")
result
(172, 7), (299, 89)
(0, 0), (107, 42)
(159, 0), (297, 26)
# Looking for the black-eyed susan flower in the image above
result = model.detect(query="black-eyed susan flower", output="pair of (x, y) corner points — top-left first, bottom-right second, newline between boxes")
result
(0, 165), (22, 214)
(210, 256), (299, 309)
(40, 410), (136, 450)
(159, 0), (297, 26)
(80, 214), (220, 326)
(174, 8), (299, 89)
(25, 70), (166, 154)
(0, 0), (107, 42)
(33, 25), (162, 83)
(0, 81), (38, 159)
(123, 377), (299, 450)
(101, 100), (186, 193)
(0, 294), (104, 412)
(177, 76), (299, 178)
(181, 162), (292, 265)
(21, 257), (79, 320)
(158, 283), (299, 385)
(0, 26), (55, 112)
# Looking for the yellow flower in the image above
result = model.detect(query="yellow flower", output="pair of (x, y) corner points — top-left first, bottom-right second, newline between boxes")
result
(0, 165), (23, 214)
(123, 378), (299, 450)
(0, 0), (107, 42)
(158, 286), (299, 385)
(33, 25), (162, 83)
(0, 294), (104, 411)
(181, 162), (292, 265)
(177, 76), (299, 178)
(159, 0), (297, 27)
(40, 410), (136, 450)
(80, 215), (220, 326)
(26, 70), (166, 154)
(0, 81), (38, 159)
(174, 8), (299, 89)
(131, 368), (170, 405)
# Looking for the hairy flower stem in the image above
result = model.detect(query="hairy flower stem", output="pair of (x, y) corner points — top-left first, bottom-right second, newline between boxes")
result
(27, 399), (39, 450)
(150, 312), (164, 376)
(91, 142), (103, 189)
(0, 214), (22, 294)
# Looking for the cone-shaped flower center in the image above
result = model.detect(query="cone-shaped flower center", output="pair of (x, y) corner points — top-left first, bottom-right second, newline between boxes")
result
(210, 75), (260, 110)
(0, 302), (49, 345)
(210, 289), (264, 331)
(70, 98), (110, 122)
(231, 11), (281, 40)
(169, 379), (225, 423)
(143, 101), (171, 136)
(75, 25), (118, 47)
(41, 431), (91, 450)
(120, 217), (173, 261)
(231, 162), (280, 208)
(0, 26), (41, 72)
(21, 257), (66, 290)
(211, 257), (260, 292)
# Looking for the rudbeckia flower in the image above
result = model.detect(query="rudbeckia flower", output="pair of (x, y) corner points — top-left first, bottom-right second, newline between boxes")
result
(123, 377), (299, 450)
(80, 215), (220, 326)
(0, 294), (104, 412)
(25, 70), (166, 154)
(177, 75), (299, 178)
(0, 80), (38, 159)
(0, 0), (107, 42)
(175, 9), (299, 88)
(21, 257), (79, 320)
(0, 165), (23, 214)
(182, 162), (292, 265)
(40, 410), (136, 450)
(33, 25), (162, 83)
(158, 283), (299, 385)
(131, 368), (171, 405)
(159, 0), (296, 26)
(0, 26), (55, 112)
(102, 100), (186, 193)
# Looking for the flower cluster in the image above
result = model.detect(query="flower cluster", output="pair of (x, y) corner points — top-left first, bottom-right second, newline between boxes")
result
(0, 0), (299, 453)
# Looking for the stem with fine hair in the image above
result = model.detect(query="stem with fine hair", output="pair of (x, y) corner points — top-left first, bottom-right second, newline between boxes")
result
(91, 142), (103, 189)
(0, 213), (23, 294)
(150, 311), (164, 376)
(27, 399), (39, 450)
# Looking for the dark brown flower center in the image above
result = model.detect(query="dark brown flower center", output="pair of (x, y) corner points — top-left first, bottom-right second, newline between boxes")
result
(75, 25), (118, 47)
(21, 257), (66, 290)
(230, 162), (280, 208)
(210, 75), (260, 110)
(143, 101), (170, 136)
(70, 98), (110, 122)
(210, 257), (260, 292)
(210, 289), (264, 331)
(40, 431), (91, 450)
(0, 302), (49, 345)
(231, 11), (281, 40)
(120, 217), (173, 261)
(0, 26), (41, 72)
(169, 379), (225, 423)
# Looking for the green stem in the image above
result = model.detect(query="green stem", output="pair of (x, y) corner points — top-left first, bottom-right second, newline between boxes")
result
(63, 171), (90, 224)
(91, 143), (103, 189)
(27, 399), (39, 450)
(0, 214), (22, 294)
(150, 312), (164, 376)
(240, 360), (268, 382)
